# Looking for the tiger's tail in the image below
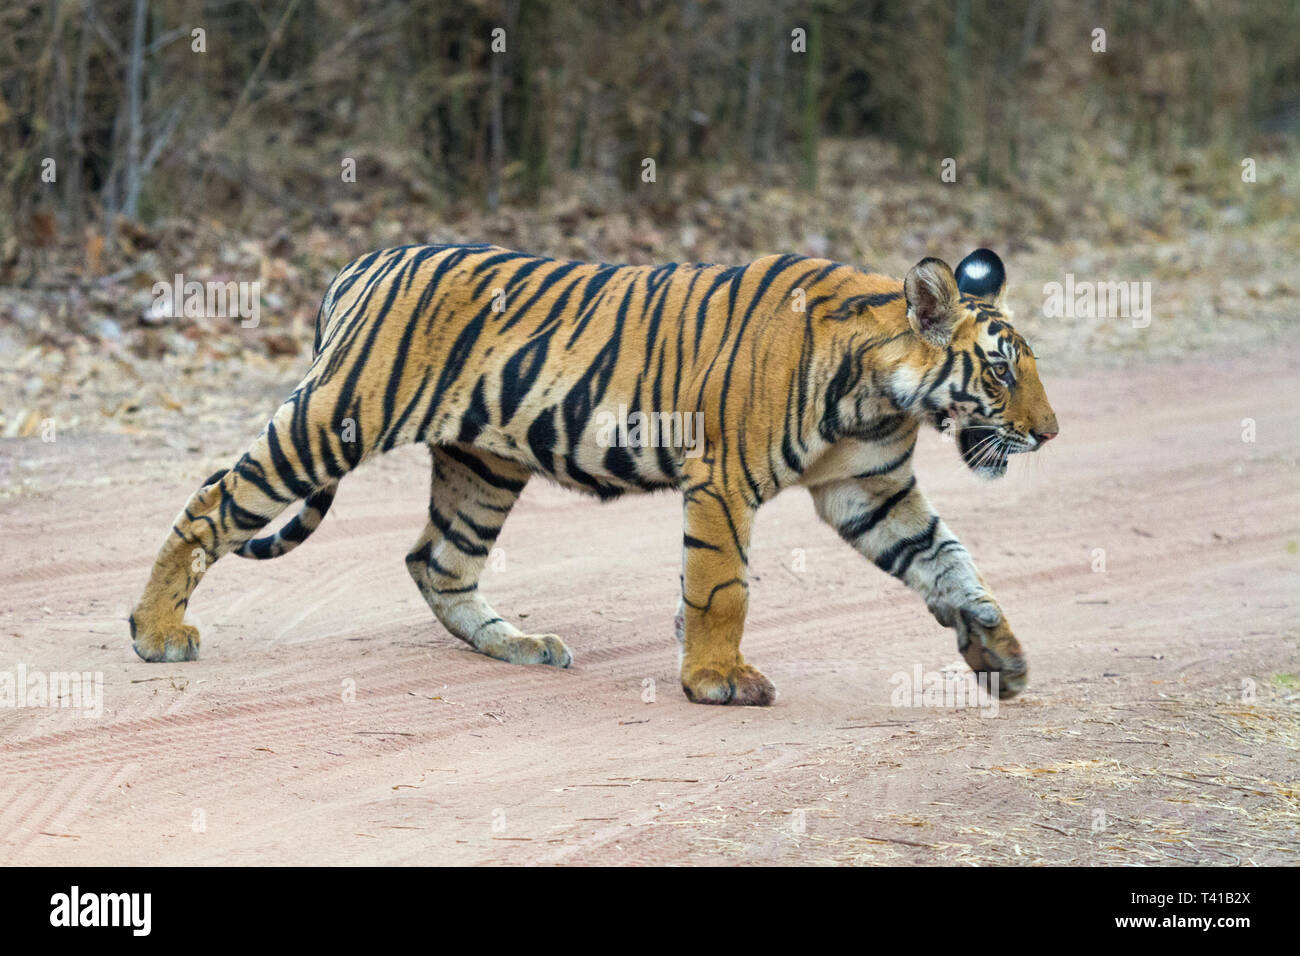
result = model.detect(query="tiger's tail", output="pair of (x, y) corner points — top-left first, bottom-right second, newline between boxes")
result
(232, 479), (339, 559)
(180, 465), (338, 561)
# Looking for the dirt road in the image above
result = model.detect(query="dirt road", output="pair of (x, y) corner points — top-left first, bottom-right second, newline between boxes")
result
(1, 353), (1297, 865)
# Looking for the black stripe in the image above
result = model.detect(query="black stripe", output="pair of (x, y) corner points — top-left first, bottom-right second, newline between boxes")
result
(457, 377), (491, 443)
(853, 447), (914, 478)
(428, 503), (488, 557)
(441, 445), (527, 493)
(456, 509), (504, 543)
(820, 354), (859, 441)
(499, 260), (583, 333)
(873, 515), (940, 578)
(500, 332), (552, 425)
(838, 477), (916, 542)
(263, 422), (315, 499)
(526, 406), (558, 475)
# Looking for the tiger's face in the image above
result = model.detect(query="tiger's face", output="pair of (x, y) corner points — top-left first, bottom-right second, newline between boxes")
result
(904, 249), (1058, 478)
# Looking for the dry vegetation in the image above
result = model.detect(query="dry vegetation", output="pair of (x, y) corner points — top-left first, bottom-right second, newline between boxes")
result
(4, 3), (1300, 447)
(3, 135), (1298, 450)
(3, 2), (1299, 407)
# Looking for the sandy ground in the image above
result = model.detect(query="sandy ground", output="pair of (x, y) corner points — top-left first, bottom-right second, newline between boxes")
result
(1, 352), (1297, 866)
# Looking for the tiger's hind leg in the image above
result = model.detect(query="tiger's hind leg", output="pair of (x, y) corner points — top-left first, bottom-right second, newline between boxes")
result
(407, 445), (572, 668)
(130, 460), (297, 661)
(131, 392), (343, 661)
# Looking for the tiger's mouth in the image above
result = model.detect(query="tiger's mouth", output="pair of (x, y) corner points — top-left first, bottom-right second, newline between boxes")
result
(957, 425), (1036, 479)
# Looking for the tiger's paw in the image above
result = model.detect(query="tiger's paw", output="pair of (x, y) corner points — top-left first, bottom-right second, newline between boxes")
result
(682, 662), (776, 706)
(130, 615), (201, 662)
(498, 633), (573, 668)
(952, 604), (1027, 699)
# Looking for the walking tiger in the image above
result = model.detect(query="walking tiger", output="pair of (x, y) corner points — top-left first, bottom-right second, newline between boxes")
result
(131, 244), (1058, 705)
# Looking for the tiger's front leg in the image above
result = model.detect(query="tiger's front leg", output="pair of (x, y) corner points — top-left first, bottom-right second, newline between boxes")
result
(810, 474), (1028, 698)
(677, 477), (775, 706)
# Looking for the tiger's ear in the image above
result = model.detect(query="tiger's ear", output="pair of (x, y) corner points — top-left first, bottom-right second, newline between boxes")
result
(954, 248), (1007, 307)
(904, 257), (961, 347)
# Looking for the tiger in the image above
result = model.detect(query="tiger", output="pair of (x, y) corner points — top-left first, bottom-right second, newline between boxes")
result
(130, 243), (1058, 706)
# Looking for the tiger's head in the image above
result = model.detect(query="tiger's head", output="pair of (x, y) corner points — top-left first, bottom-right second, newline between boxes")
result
(902, 249), (1058, 478)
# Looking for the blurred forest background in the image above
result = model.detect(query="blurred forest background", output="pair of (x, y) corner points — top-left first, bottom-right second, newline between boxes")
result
(1, 0), (1299, 444)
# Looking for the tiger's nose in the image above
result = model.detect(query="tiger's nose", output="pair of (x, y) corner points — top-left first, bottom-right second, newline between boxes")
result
(1032, 411), (1059, 445)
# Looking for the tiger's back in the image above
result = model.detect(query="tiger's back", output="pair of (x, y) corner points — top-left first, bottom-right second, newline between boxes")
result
(305, 243), (890, 499)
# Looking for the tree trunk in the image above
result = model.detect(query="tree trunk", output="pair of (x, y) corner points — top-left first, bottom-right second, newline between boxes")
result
(122, 0), (148, 219)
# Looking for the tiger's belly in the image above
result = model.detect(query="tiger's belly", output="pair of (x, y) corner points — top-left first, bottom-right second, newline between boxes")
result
(451, 411), (690, 499)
